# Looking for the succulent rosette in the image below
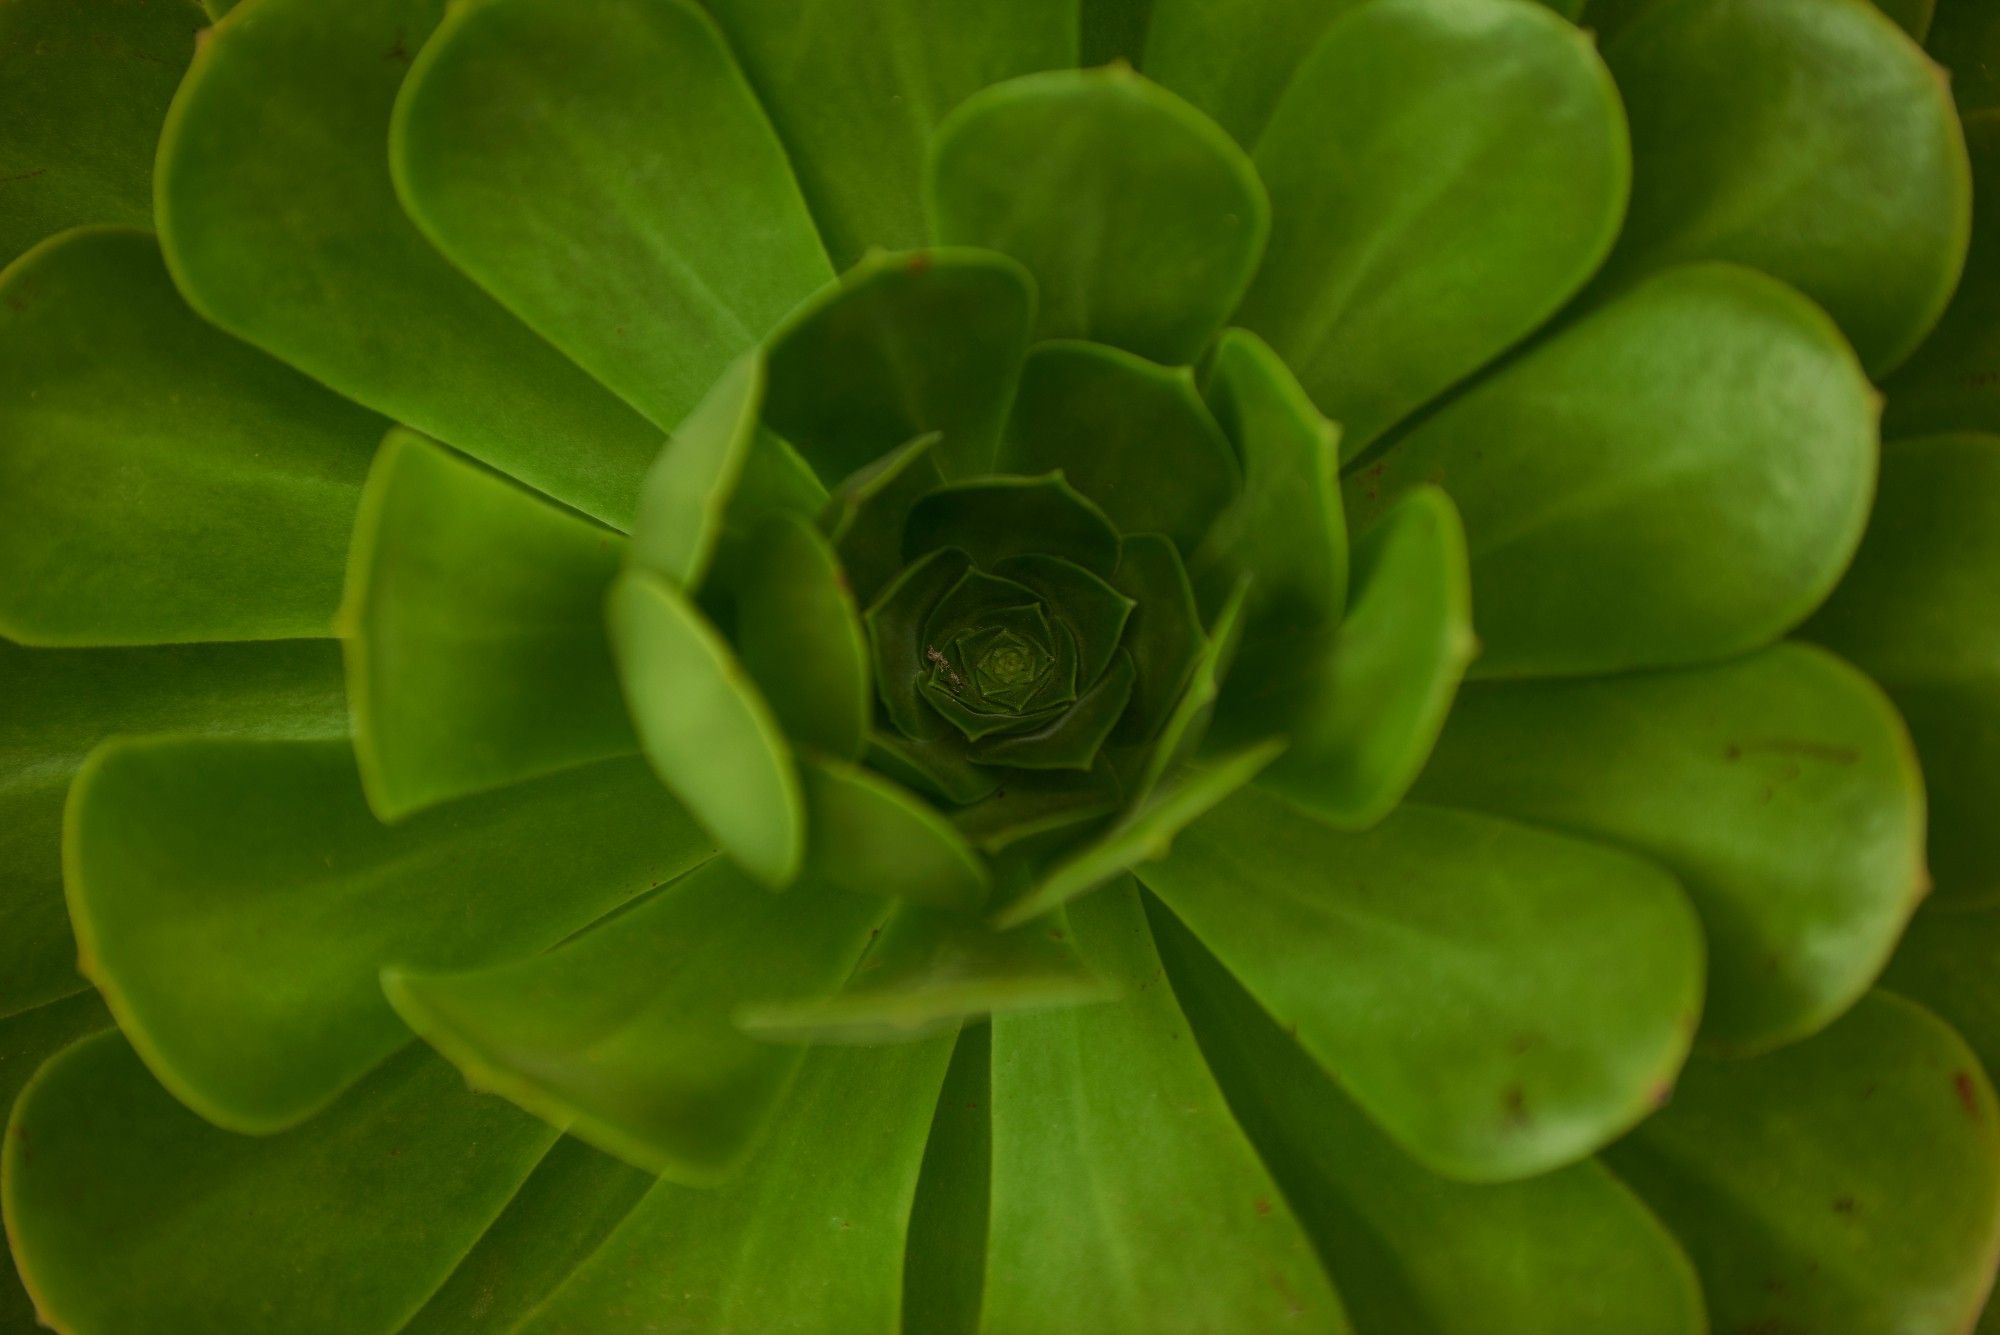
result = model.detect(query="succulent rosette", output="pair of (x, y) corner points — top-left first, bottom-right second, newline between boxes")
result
(4, 0), (2000, 1329)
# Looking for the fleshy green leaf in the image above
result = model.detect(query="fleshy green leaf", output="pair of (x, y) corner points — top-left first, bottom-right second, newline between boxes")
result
(972, 652), (1137, 770)
(0, 0), (202, 264)
(608, 570), (804, 887)
(740, 904), (1109, 1042)
(391, 0), (831, 431)
(993, 554), (1134, 687)
(998, 340), (1241, 547)
(1606, 992), (2000, 1335)
(902, 1025), (991, 1335)
(518, 1035), (955, 1332)
(0, 227), (381, 646)
(382, 857), (883, 1180)
(734, 514), (872, 760)
(1238, 0), (1629, 457)
(800, 758), (990, 911)
(903, 474), (1122, 577)
(1413, 643), (1927, 1054)
(400, 1137), (652, 1335)
(1110, 534), (1206, 742)
(867, 730), (1003, 807)
(995, 741), (1284, 928)
(869, 548), (976, 740)
(1883, 902), (2000, 1083)
(1080, 0), (1151, 64)
(952, 765), (1123, 855)
(1884, 113), (2000, 438)
(1930, 0), (2000, 110)
(765, 248), (1036, 480)
(1599, 0), (1970, 374)
(1805, 433), (2000, 903)
(984, 880), (1350, 1331)
(1140, 788), (1704, 1180)
(155, 0), (663, 528)
(1142, 0), (1367, 145)
(1151, 897), (1708, 1335)
(1346, 263), (1877, 679)
(0, 638), (346, 1018)
(342, 430), (634, 820)
(821, 432), (948, 603)
(66, 737), (711, 1132)
(929, 66), (1268, 365)
(699, 0), (1076, 268)
(1192, 328), (1347, 634)
(1236, 485), (1474, 829)
(3, 1034), (557, 1335)
(628, 352), (766, 589)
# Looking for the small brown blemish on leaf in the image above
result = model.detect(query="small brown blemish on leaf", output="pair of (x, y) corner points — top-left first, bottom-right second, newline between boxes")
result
(907, 252), (932, 275)
(1253, 1198), (1273, 1216)
(1502, 1085), (1528, 1122)
(1508, 1034), (1533, 1055)
(1832, 1196), (1856, 1215)
(384, 28), (411, 63)
(1954, 1071), (1981, 1118)
(1649, 1080), (1674, 1109)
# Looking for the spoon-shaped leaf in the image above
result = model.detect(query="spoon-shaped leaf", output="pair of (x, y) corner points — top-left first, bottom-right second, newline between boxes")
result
(1883, 901), (2000, 1081)
(66, 737), (711, 1132)
(1346, 263), (1877, 679)
(390, 0), (831, 430)
(4, 1034), (556, 1335)
(903, 474), (1122, 577)
(1929, 0), (2000, 110)
(800, 757), (990, 911)
(0, 228), (381, 646)
(1238, 0), (1629, 456)
(1140, 788), (1704, 1181)
(608, 570), (804, 887)
(734, 514), (872, 761)
(155, 0), (663, 527)
(1414, 643), (1927, 1053)
(342, 431), (635, 820)
(382, 857), (883, 1181)
(930, 66), (1269, 366)
(1142, 0), (1369, 145)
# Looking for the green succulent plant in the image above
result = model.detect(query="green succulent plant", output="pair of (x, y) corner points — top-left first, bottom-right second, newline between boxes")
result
(4, 0), (2000, 1329)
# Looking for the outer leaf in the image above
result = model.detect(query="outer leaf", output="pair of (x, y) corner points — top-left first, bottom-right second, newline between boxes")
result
(382, 858), (883, 1180)
(801, 758), (990, 911)
(765, 248), (1036, 480)
(391, 0), (831, 431)
(66, 738), (711, 1132)
(1142, 0), (1369, 145)
(1606, 992), (2000, 1335)
(608, 571), (804, 887)
(739, 904), (1109, 1042)
(1346, 263), (1877, 679)
(1600, 0), (1970, 373)
(400, 1137), (652, 1335)
(1151, 897), (1708, 1335)
(342, 430), (634, 820)
(998, 340), (1241, 548)
(0, 0), (202, 264)
(0, 227), (380, 646)
(0, 638), (345, 1018)
(699, 0), (1076, 267)
(1140, 788), (1704, 1181)
(984, 880), (1349, 1332)
(1110, 534), (1206, 741)
(903, 474), (1122, 577)
(1239, 485), (1474, 829)
(1805, 434), (2000, 902)
(1238, 0), (1629, 456)
(1883, 113), (2000, 438)
(822, 433), (949, 602)
(902, 1025), (992, 1335)
(1192, 328), (1347, 633)
(155, 0), (663, 528)
(1413, 643), (1928, 1053)
(929, 67), (1269, 365)
(519, 1036), (955, 1333)
(735, 514), (872, 760)
(4, 1034), (556, 1335)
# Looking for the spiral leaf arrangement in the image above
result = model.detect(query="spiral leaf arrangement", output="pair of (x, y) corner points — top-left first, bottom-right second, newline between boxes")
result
(3, 0), (2000, 1330)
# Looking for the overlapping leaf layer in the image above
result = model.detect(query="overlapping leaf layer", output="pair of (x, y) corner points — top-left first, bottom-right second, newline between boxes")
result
(3, 0), (1999, 1330)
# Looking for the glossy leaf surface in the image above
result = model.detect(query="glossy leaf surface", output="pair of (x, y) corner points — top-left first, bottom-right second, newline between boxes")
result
(1601, 0), (1970, 373)
(608, 571), (803, 887)
(342, 431), (634, 820)
(1346, 263), (1876, 678)
(520, 1036), (954, 1332)
(0, 638), (346, 1018)
(1805, 434), (2000, 902)
(1607, 992), (2000, 1335)
(930, 66), (1268, 365)
(1415, 644), (1927, 1053)
(1239, 0), (1629, 455)
(0, 228), (380, 645)
(4, 1034), (556, 1335)
(985, 881), (1349, 1332)
(392, 0), (831, 431)
(156, 0), (663, 527)
(1141, 789), (1704, 1180)
(383, 858), (883, 1179)
(67, 738), (711, 1132)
